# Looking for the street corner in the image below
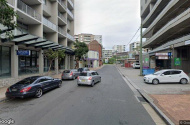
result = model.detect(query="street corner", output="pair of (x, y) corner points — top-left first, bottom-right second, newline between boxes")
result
(150, 94), (190, 125)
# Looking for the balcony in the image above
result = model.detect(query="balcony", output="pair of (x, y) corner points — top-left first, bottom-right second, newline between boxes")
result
(17, 0), (41, 21)
(68, 0), (74, 9)
(7, 0), (14, 6)
(67, 8), (74, 20)
(43, 17), (57, 32)
(58, 27), (66, 37)
(57, 0), (66, 11)
(67, 33), (74, 41)
(58, 12), (67, 25)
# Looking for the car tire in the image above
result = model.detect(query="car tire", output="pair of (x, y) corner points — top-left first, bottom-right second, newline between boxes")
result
(180, 78), (188, 84)
(77, 84), (81, 86)
(35, 88), (43, 98)
(91, 81), (94, 87)
(152, 79), (159, 85)
(58, 81), (62, 88)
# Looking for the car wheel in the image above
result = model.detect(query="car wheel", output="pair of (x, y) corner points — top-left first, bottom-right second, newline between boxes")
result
(77, 84), (81, 86)
(91, 81), (94, 87)
(180, 78), (188, 84)
(152, 79), (159, 85)
(35, 88), (43, 98)
(58, 81), (62, 88)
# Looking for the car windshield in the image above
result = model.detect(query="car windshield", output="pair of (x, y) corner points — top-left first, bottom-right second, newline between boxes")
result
(153, 71), (163, 75)
(16, 77), (38, 85)
(63, 70), (70, 73)
(79, 73), (90, 76)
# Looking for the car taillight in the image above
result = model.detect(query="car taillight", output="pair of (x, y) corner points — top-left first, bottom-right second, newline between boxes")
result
(6, 88), (9, 92)
(88, 77), (92, 80)
(77, 76), (79, 80)
(62, 73), (64, 77)
(70, 72), (73, 76)
(20, 87), (32, 93)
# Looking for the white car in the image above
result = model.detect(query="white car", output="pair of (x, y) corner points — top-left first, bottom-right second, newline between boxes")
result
(133, 63), (140, 69)
(144, 69), (189, 85)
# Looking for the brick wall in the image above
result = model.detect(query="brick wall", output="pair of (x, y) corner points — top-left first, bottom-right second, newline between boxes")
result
(88, 40), (103, 66)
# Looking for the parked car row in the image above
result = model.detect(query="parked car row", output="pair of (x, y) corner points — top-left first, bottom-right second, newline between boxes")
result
(5, 67), (101, 99)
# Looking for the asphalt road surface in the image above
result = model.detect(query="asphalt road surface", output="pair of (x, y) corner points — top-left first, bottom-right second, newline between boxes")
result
(0, 65), (155, 125)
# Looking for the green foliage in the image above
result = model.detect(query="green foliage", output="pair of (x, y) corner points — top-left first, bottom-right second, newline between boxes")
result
(74, 40), (89, 60)
(0, 0), (17, 38)
(58, 49), (65, 61)
(108, 58), (116, 64)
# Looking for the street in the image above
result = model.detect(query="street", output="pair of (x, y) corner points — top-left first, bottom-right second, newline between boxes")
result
(0, 65), (155, 125)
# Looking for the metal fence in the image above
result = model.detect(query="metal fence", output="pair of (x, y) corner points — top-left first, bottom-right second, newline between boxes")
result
(17, 0), (41, 21)
(58, 12), (67, 23)
(67, 8), (74, 19)
(57, 0), (66, 10)
(58, 27), (66, 36)
(67, 33), (74, 41)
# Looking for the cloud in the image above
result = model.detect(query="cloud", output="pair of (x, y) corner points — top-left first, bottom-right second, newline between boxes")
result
(75, 0), (141, 50)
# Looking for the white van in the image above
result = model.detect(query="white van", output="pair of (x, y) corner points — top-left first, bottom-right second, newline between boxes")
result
(133, 63), (140, 69)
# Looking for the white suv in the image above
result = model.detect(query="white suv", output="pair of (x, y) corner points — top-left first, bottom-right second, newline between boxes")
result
(133, 63), (140, 69)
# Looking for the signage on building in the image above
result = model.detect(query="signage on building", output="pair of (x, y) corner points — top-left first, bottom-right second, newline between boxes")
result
(155, 53), (168, 56)
(174, 58), (181, 66)
(17, 50), (31, 56)
(185, 40), (190, 45)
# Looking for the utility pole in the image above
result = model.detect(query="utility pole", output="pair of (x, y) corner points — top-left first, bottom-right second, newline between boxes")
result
(140, 23), (143, 76)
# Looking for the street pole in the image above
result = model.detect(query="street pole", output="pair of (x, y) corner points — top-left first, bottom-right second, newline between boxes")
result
(140, 23), (143, 76)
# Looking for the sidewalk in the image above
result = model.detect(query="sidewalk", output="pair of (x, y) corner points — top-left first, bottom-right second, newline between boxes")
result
(117, 65), (190, 125)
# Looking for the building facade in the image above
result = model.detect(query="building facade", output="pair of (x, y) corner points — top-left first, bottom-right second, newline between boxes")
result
(75, 33), (102, 45)
(102, 49), (113, 59)
(112, 45), (126, 53)
(85, 51), (99, 68)
(141, 0), (190, 74)
(0, 0), (75, 83)
(129, 42), (140, 52)
(88, 40), (103, 66)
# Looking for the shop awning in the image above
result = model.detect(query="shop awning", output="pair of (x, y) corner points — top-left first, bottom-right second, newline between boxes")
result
(0, 25), (74, 54)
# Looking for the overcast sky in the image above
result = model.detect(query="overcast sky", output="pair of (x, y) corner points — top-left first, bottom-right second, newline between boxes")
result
(74, 0), (141, 50)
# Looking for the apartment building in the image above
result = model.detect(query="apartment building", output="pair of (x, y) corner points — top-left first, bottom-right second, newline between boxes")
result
(102, 49), (113, 59)
(75, 33), (102, 45)
(0, 0), (75, 81)
(112, 45), (126, 53)
(129, 42), (140, 52)
(141, 0), (190, 74)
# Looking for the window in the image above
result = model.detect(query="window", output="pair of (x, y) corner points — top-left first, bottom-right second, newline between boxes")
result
(0, 46), (11, 78)
(42, 0), (46, 5)
(91, 72), (96, 76)
(171, 71), (181, 75)
(163, 71), (170, 75)
(38, 78), (47, 83)
(95, 72), (99, 75)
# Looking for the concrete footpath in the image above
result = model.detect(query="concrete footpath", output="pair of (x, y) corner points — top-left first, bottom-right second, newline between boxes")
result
(0, 66), (104, 102)
(117, 65), (190, 125)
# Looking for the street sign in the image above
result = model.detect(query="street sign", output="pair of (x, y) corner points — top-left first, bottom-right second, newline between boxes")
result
(17, 50), (31, 56)
(174, 58), (181, 66)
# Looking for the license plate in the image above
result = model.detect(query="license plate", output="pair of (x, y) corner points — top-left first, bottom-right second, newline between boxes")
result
(81, 80), (86, 82)
(12, 89), (17, 91)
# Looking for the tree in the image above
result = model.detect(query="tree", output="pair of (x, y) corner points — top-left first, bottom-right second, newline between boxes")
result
(74, 40), (89, 68)
(58, 49), (65, 69)
(108, 57), (116, 64)
(44, 49), (58, 73)
(0, 0), (17, 38)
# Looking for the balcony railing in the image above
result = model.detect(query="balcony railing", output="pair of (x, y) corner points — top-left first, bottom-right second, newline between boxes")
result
(58, 12), (67, 23)
(67, 33), (74, 41)
(67, 8), (74, 19)
(7, 0), (14, 6)
(58, 27), (66, 36)
(42, 17), (57, 31)
(17, 0), (41, 21)
(68, 0), (74, 8)
(57, 0), (66, 10)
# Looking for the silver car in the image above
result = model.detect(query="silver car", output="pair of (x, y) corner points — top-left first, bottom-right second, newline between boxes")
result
(62, 69), (80, 80)
(77, 71), (101, 87)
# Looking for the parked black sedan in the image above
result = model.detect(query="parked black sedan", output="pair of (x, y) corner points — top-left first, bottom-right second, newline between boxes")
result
(6, 76), (62, 98)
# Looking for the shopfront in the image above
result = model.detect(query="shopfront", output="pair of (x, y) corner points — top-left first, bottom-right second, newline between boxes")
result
(0, 46), (11, 78)
(18, 50), (39, 75)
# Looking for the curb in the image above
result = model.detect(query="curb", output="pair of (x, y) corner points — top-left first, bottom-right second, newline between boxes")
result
(116, 66), (175, 125)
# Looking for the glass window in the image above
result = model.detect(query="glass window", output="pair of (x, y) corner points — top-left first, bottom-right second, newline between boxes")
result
(18, 50), (39, 75)
(171, 71), (181, 75)
(91, 72), (96, 76)
(38, 78), (47, 83)
(163, 71), (171, 75)
(0, 46), (11, 78)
